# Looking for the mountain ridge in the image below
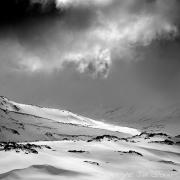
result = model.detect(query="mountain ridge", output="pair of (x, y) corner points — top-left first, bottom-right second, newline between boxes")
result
(0, 96), (140, 142)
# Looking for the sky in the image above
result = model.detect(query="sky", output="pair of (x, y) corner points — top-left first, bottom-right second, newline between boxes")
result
(0, 0), (180, 116)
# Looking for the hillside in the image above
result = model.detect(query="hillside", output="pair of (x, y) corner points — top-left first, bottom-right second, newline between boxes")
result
(0, 96), (139, 142)
(93, 104), (180, 136)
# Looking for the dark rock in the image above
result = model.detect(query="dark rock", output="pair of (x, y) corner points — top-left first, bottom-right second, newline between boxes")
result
(149, 139), (174, 145)
(118, 150), (143, 156)
(43, 145), (51, 149)
(45, 132), (53, 137)
(68, 150), (87, 153)
(87, 135), (120, 142)
(31, 149), (38, 154)
(175, 135), (180, 138)
(0, 142), (51, 154)
(84, 161), (99, 166)
(159, 160), (176, 165)
(176, 141), (180, 145)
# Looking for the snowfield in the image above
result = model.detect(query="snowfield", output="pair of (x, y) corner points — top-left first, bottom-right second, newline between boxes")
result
(0, 138), (180, 180)
(0, 96), (180, 180)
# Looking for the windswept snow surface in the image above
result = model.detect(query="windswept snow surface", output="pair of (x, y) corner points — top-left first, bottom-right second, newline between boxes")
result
(0, 96), (180, 180)
(0, 138), (180, 180)
(0, 96), (140, 136)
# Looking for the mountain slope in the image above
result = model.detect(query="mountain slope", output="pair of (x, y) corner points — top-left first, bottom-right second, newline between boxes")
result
(93, 104), (180, 136)
(0, 96), (139, 142)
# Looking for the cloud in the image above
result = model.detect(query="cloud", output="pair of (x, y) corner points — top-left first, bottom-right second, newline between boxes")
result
(0, 0), (179, 78)
(0, 0), (59, 25)
(62, 48), (111, 78)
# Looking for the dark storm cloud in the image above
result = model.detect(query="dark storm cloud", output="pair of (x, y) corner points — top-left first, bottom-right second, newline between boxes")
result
(0, 0), (179, 78)
(1, 0), (180, 115)
(0, 0), (61, 26)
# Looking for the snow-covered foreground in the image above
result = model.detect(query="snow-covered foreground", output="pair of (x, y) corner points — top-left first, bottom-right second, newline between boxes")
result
(0, 137), (180, 180)
(0, 96), (180, 180)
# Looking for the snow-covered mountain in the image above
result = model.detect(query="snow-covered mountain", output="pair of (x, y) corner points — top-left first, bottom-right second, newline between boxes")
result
(0, 96), (139, 142)
(93, 104), (180, 136)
